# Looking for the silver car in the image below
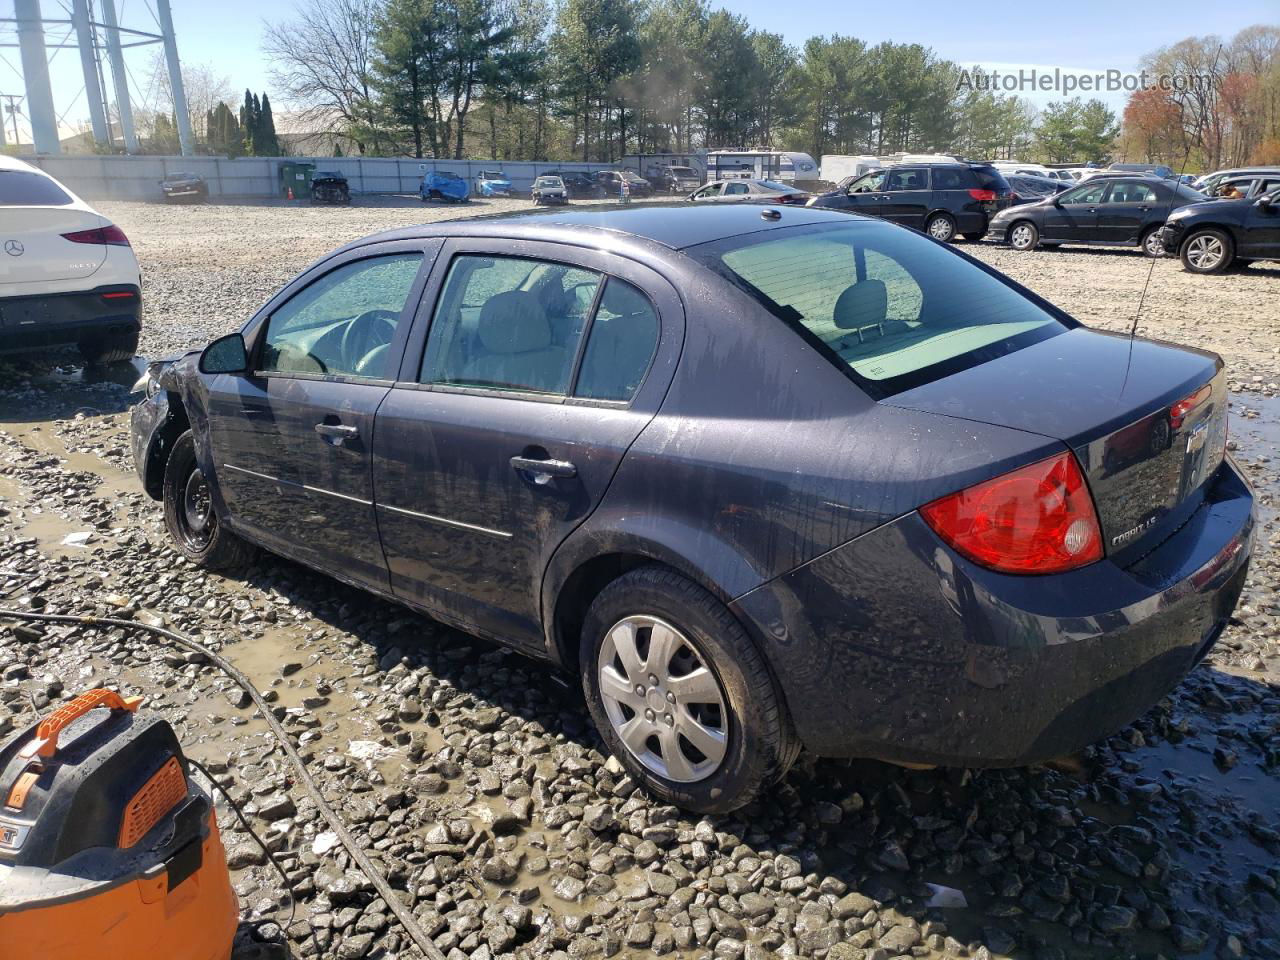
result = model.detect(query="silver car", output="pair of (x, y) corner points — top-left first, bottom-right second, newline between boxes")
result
(687, 179), (809, 205)
(532, 175), (569, 205)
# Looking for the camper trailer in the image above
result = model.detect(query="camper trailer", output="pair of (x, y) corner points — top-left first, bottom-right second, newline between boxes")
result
(704, 150), (820, 185)
(819, 155), (883, 185)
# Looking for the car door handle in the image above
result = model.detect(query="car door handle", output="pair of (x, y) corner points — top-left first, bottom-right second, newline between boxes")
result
(510, 456), (577, 480)
(315, 423), (359, 441)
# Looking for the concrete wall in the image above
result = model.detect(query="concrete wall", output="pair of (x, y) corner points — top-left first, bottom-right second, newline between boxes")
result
(25, 155), (618, 200)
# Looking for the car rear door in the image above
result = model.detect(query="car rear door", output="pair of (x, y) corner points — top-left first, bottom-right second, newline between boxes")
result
(880, 167), (930, 228)
(204, 240), (438, 590)
(372, 239), (684, 652)
(1096, 180), (1158, 242)
(1238, 186), (1280, 258)
(1042, 181), (1106, 240)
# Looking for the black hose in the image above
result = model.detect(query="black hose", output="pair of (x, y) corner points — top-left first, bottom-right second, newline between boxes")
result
(0, 608), (445, 960)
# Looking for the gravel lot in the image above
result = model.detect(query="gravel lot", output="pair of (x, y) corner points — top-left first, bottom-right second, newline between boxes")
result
(1, 197), (1278, 960)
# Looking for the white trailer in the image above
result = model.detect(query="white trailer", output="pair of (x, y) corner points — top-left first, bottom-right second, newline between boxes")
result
(819, 155), (882, 184)
(704, 150), (819, 184)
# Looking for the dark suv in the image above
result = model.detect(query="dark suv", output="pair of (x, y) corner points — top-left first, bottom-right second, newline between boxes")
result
(131, 204), (1252, 813)
(808, 162), (1012, 241)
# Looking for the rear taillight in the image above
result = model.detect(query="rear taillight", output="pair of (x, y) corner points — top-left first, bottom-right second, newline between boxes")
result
(920, 451), (1103, 574)
(62, 224), (131, 246)
(1169, 384), (1211, 429)
(968, 188), (996, 203)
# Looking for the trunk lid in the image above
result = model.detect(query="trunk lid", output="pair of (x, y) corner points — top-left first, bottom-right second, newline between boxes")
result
(0, 206), (108, 289)
(886, 328), (1227, 562)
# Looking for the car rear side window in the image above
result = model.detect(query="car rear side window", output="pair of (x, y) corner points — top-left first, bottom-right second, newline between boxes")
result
(574, 279), (659, 402)
(693, 222), (1068, 398)
(931, 168), (972, 190)
(260, 254), (422, 379)
(421, 255), (601, 395)
(0, 170), (73, 206)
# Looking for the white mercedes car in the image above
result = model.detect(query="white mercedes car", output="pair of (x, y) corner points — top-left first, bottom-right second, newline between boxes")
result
(0, 155), (141, 364)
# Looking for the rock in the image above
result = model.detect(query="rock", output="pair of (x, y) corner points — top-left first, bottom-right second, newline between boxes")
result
(878, 924), (920, 953)
(1094, 905), (1137, 935)
(336, 933), (374, 958)
(583, 803), (615, 832)
(834, 892), (877, 919)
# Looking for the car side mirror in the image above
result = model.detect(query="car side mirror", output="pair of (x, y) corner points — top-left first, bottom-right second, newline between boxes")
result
(200, 332), (249, 375)
(1257, 195), (1275, 211)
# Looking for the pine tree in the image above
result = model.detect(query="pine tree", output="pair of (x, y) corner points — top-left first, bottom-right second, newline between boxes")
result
(258, 94), (281, 156)
(240, 89), (258, 155)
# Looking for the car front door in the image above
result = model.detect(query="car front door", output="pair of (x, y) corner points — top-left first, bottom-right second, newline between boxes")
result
(691, 183), (724, 202)
(1096, 180), (1158, 242)
(1238, 188), (1280, 259)
(204, 241), (437, 589)
(880, 167), (931, 228)
(372, 241), (683, 652)
(1042, 181), (1107, 240)
(830, 170), (887, 215)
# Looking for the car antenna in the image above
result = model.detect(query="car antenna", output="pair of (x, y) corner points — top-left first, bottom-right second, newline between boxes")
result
(1127, 43), (1224, 344)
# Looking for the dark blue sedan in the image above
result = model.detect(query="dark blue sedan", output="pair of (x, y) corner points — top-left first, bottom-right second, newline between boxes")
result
(131, 204), (1254, 812)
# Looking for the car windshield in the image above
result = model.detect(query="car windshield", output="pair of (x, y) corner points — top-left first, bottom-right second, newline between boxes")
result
(669, 167), (696, 176)
(480, 171), (504, 179)
(691, 221), (1068, 398)
(621, 171), (645, 181)
(537, 177), (563, 186)
(168, 172), (198, 180)
(0, 170), (73, 206)
(315, 171), (343, 179)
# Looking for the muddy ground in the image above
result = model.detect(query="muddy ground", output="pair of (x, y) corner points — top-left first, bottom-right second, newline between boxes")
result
(1, 197), (1278, 960)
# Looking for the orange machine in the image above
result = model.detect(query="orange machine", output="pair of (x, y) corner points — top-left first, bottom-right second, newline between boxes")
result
(0, 689), (238, 959)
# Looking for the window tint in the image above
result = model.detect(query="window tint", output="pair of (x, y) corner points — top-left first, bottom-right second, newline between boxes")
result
(726, 182), (750, 195)
(932, 168), (970, 190)
(1061, 183), (1107, 204)
(1107, 182), (1156, 203)
(971, 166), (1009, 191)
(261, 254), (422, 378)
(885, 168), (928, 191)
(575, 280), (659, 402)
(0, 170), (73, 206)
(421, 255), (600, 395)
(693, 222), (1065, 397)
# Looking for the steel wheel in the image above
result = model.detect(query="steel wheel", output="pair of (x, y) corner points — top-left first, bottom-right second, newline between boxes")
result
(597, 615), (729, 783)
(1185, 234), (1225, 271)
(179, 467), (213, 549)
(1010, 223), (1036, 250)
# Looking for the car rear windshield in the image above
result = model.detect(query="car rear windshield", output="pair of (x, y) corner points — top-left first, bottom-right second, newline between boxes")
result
(670, 167), (697, 176)
(691, 221), (1069, 398)
(757, 180), (794, 191)
(971, 165), (1010, 191)
(1174, 183), (1207, 201)
(0, 170), (73, 206)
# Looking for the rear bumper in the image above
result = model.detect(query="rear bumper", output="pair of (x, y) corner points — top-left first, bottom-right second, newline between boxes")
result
(732, 458), (1254, 766)
(0, 285), (141, 354)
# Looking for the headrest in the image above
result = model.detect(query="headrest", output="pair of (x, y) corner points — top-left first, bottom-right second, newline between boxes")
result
(833, 280), (888, 330)
(477, 291), (551, 354)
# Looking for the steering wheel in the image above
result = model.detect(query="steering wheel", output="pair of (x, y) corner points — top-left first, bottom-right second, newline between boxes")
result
(341, 309), (398, 373)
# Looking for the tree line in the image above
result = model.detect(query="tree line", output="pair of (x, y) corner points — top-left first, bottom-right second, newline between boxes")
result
(246, 1), (1276, 170)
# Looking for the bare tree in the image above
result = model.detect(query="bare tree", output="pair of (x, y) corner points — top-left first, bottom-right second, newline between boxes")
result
(141, 52), (235, 140)
(262, 0), (389, 153)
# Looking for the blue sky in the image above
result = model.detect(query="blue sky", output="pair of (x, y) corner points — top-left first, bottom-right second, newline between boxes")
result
(3, 0), (1276, 141)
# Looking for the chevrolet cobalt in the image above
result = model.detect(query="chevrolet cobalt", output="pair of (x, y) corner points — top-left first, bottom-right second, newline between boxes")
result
(131, 204), (1254, 812)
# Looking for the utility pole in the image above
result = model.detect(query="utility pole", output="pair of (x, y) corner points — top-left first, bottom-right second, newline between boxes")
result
(1, 95), (20, 147)
(99, 0), (137, 151)
(13, 0), (60, 154)
(154, 0), (192, 156)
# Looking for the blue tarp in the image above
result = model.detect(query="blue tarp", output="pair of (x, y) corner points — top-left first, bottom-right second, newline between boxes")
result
(420, 171), (470, 202)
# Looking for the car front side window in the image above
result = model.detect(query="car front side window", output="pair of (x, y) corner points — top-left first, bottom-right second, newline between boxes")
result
(1061, 183), (1107, 205)
(849, 172), (887, 194)
(420, 255), (601, 396)
(259, 254), (422, 379)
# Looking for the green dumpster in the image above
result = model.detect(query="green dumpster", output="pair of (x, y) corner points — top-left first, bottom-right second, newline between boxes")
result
(278, 161), (315, 198)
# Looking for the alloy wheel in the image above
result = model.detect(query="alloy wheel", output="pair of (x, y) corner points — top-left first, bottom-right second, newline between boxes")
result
(1143, 231), (1165, 257)
(180, 468), (213, 549)
(1186, 234), (1225, 270)
(597, 615), (729, 783)
(928, 216), (955, 241)
(1010, 224), (1035, 250)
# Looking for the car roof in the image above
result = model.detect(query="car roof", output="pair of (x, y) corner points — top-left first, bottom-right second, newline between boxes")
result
(347, 202), (862, 253)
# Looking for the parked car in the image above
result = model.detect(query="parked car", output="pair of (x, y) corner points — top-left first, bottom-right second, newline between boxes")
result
(808, 162), (1013, 242)
(474, 170), (513, 198)
(531, 175), (569, 205)
(129, 203), (1254, 812)
(1161, 186), (1280, 274)
(0, 155), (141, 364)
(1006, 174), (1069, 206)
(1108, 161), (1175, 179)
(541, 171), (604, 199)
(310, 170), (351, 205)
(159, 171), (208, 202)
(420, 171), (470, 203)
(647, 164), (702, 194)
(1195, 166), (1280, 197)
(987, 175), (1205, 256)
(687, 179), (809, 204)
(596, 169), (653, 199)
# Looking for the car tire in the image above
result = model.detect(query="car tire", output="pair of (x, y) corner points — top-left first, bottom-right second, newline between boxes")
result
(580, 565), (799, 814)
(79, 329), (138, 366)
(1009, 220), (1039, 251)
(925, 213), (957, 242)
(1180, 228), (1233, 274)
(1140, 226), (1165, 258)
(163, 430), (254, 570)
(962, 232), (985, 242)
